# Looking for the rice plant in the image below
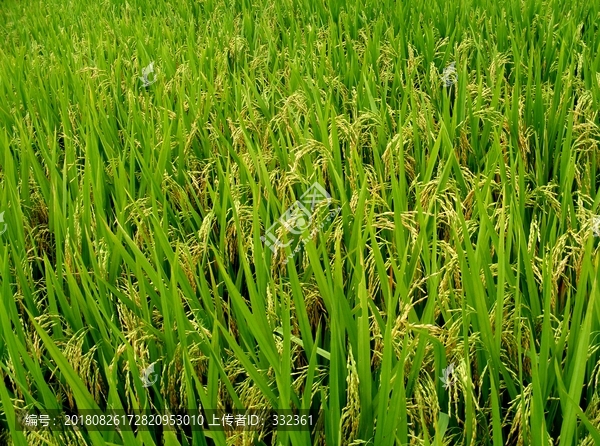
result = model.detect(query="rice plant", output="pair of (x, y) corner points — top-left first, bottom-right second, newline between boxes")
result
(0, 0), (599, 444)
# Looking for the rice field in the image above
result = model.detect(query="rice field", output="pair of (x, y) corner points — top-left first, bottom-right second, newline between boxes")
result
(0, 0), (600, 444)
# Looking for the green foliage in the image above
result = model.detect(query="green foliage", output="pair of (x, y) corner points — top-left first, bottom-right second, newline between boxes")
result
(0, 0), (599, 444)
